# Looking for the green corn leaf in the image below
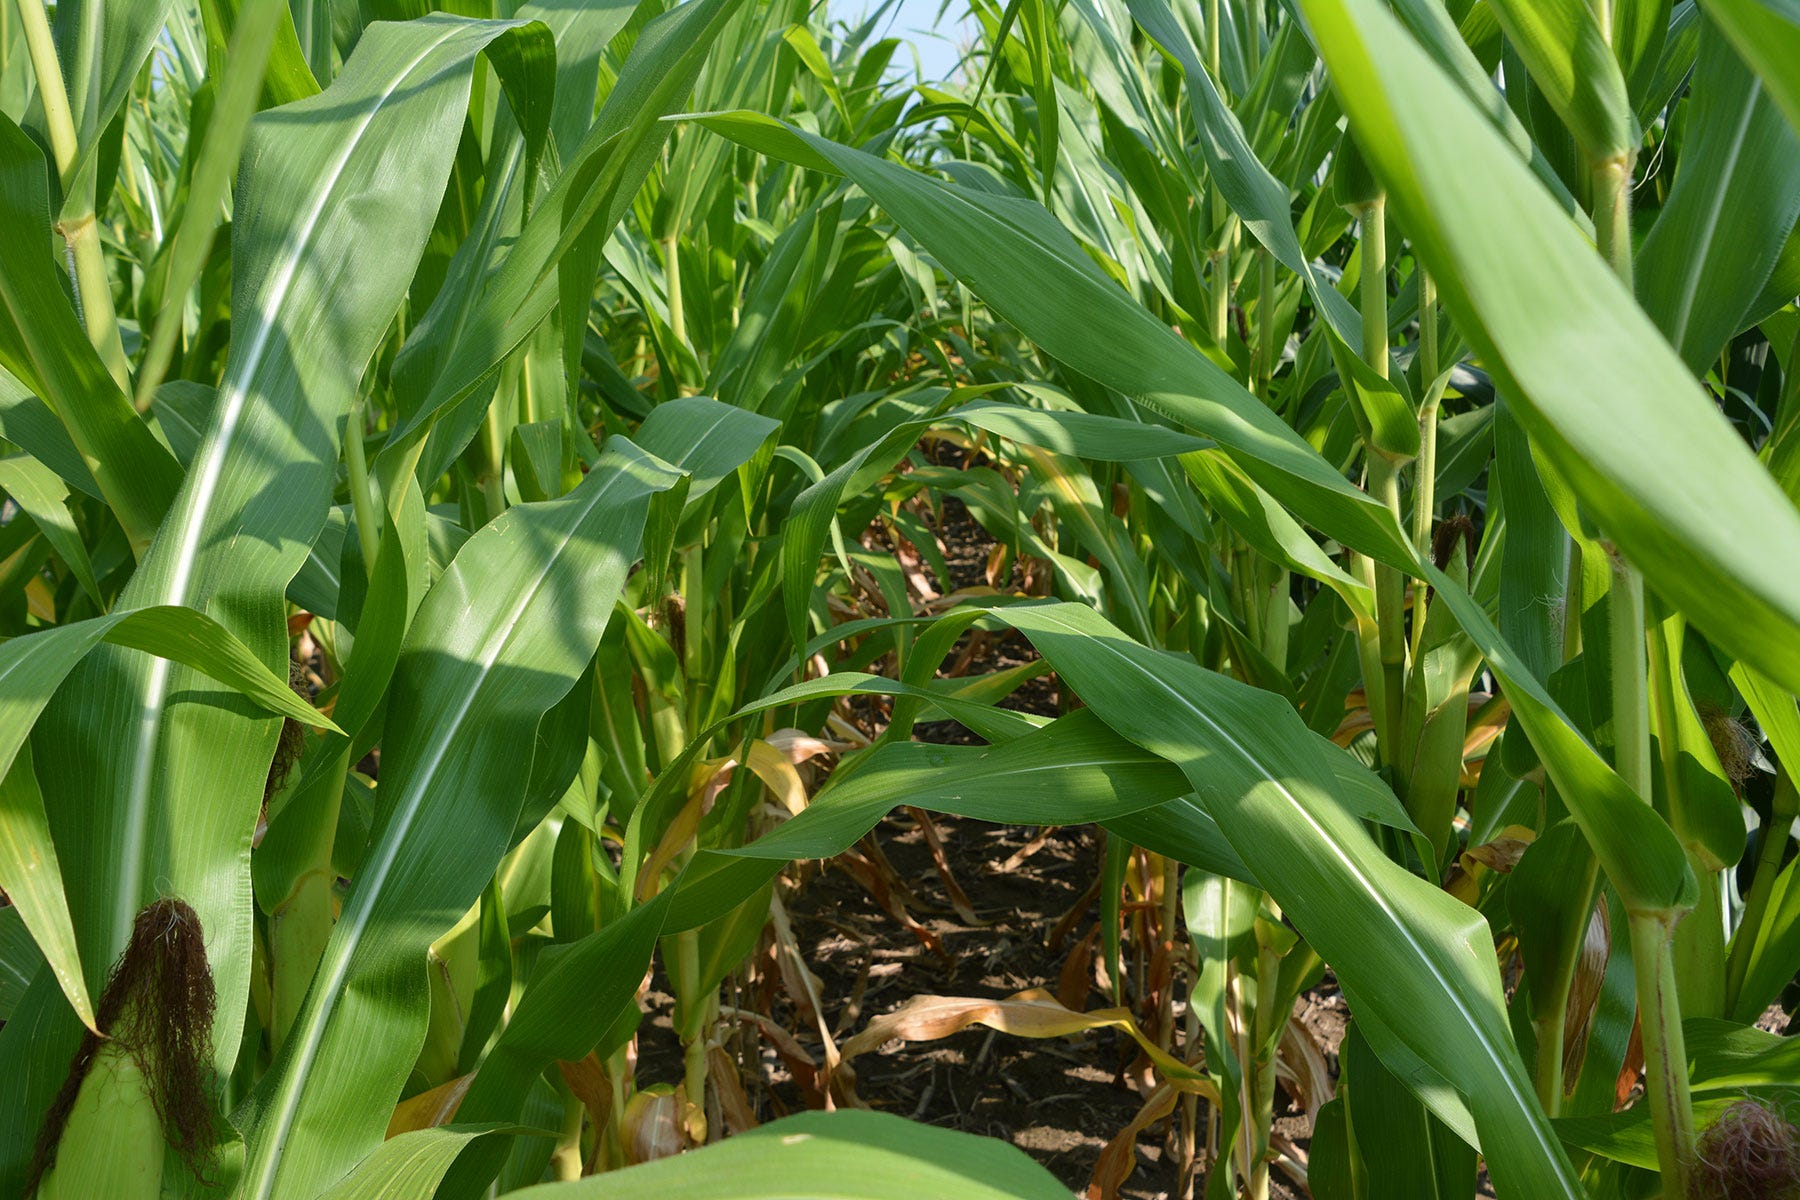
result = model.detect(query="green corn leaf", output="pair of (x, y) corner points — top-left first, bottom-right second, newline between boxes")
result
(51, 0), (171, 136)
(1731, 852), (1800, 1023)
(1507, 820), (1601, 1089)
(1325, 326), (1421, 461)
(440, 894), (673, 1193)
(1557, 1019), (1800, 1165)
(1380, 0), (1575, 205)
(134, 0), (286, 408)
(667, 708), (1194, 929)
(1724, 664), (1800, 1018)
(0, 603), (335, 1038)
(1682, 1018), (1800, 1089)
(692, 110), (1418, 570)
(1424, 563), (1694, 914)
(0, 116), (181, 555)
(316, 1127), (521, 1200)
(0, 454), (101, 608)
(1492, 401), (1569, 686)
(1299, 0), (1800, 700)
(984, 601), (1586, 1197)
(0, 369), (100, 500)
(200, 0), (321, 107)
(0, 746), (90, 1035)
(1615, 0), (1676, 105)
(1638, 21), (1800, 373)
(0, 607), (335, 798)
(50, 0), (180, 196)
(1120, 0), (1366, 347)
(0, 16), (557, 1191)
(1701, 0), (1800, 135)
(380, 0), (740, 462)
(510, 1110), (1069, 1199)
(384, 0), (641, 486)
(1342, 1022), (1478, 1197)
(1482, 0), (1634, 160)
(953, 395), (1214, 460)
(235, 440), (681, 1200)
(634, 395), (782, 502)
(0, 905), (40, 1022)
(1181, 449), (1375, 618)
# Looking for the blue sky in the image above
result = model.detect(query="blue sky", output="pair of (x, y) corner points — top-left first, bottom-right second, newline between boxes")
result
(850, 0), (972, 82)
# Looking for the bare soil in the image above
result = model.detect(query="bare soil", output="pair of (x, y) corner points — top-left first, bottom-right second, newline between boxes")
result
(636, 806), (1345, 1198)
(634, 486), (1345, 1198)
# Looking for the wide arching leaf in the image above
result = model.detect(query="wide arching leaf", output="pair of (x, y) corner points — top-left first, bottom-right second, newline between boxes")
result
(0, 17), (555, 1193)
(512, 1110), (1069, 1200)
(234, 441), (680, 1199)
(985, 601), (1585, 1198)
(1298, 0), (1800, 700)
(691, 110), (1417, 570)
(1637, 21), (1800, 373)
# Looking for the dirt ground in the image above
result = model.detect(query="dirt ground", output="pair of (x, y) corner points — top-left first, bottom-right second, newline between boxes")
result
(789, 812), (1338, 1200)
(635, 795), (1347, 1198)
(634, 487), (1348, 1198)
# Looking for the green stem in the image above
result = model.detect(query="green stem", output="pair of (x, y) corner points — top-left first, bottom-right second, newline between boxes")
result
(480, 359), (516, 523)
(136, 0), (284, 408)
(1209, 216), (1233, 353)
(1584, 143), (1697, 1155)
(1369, 458), (1406, 763)
(676, 928), (710, 1144)
(378, 432), (427, 521)
(1235, 540), (1263, 648)
(1561, 539), (1583, 664)
(1179, 938), (1203, 1197)
(1350, 552), (1391, 753)
(1608, 556), (1651, 798)
(1358, 200), (1405, 764)
(1647, 610), (1727, 1017)
(65, 215), (129, 387)
(1359, 201), (1389, 375)
(1204, 0), (1234, 357)
(1206, 0), (1221, 78)
(13, 0), (78, 177)
(1409, 270), (1441, 660)
(1594, 0), (1617, 47)
(269, 747), (350, 1052)
(663, 233), (686, 359)
(15, 0), (127, 386)
(1254, 248), (1277, 400)
(1244, 938), (1282, 1200)
(1227, 960), (1261, 1198)
(1628, 911), (1697, 1198)
(1533, 994), (1569, 1116)
(603, 1048), (630, 1170)
(1725, 765), (1798, 1010)
(1591, 153), (1635, 289)
(681, 542), (706, 732)
(1595, 145), (1646, 803)
(345, 393), (381, 576)
(1531, 860), (1599, 1117)
(1156, 857), (1180, 1053)
(549, 1072), (585, 1180)
(1262, 566), (1290, 671)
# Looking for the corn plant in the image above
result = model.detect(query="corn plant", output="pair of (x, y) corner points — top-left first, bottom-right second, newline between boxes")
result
(2, 0), (1799, 1197)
